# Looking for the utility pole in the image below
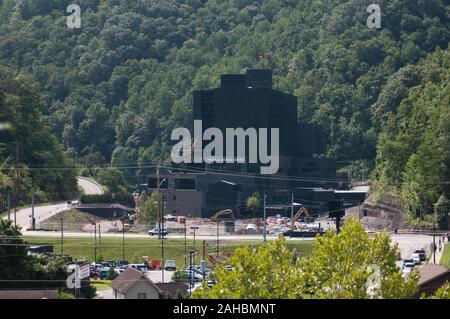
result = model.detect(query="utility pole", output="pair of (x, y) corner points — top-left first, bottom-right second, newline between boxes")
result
(433, 216), (436, 264)
(202, 240), (206, 282)
(358, 202), (361, 221)
(191, 226), (199, 266)
(263, 193), (267, 243)
(184, 221), (187, 267)
(290, 193), (294, 239)
(122, 217), (125, 263)
(7, 192), (10, 221)
(161, 200), (165, 283)
(161, 233), (165, 283)
(31, 190), (35, 230)
(93, 223), (97, 264)
(216, 220), (219, 257)
(157, 166), (161, 240)
(99, 224), (102, 260)
(60, 217), (64, 255)
(14, 142), (18, 227)
(189, 250), (195, 297)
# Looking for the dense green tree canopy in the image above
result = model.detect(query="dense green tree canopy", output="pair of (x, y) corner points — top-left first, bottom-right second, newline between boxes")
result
(0, 66), (77, 203)
(0, 1), (448, 172)
(0, 1), (449, 217)
(372, 48), (450, 217)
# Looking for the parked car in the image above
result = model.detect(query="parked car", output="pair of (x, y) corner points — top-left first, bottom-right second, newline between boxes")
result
(414, 249), (426, 262)
(403, 259), (415, 269)
(148, 227), (168, 236)
(246, 224), (257, 233)
(89, 271), (99, 278)
(196, 265), (211, 274)
(411, 253), (421, 265)
(165, 260), (176, 271)
(115, 268), (126, 274)
(184, 269), (203, 282)
(117, 260), (129, 266)
(129, 264), (147, 272)
(164, 214), (177, 221)
(98, 270), (109, 280)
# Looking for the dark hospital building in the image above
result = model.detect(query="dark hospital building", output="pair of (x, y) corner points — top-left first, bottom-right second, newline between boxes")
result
(147, 69), (365, 218)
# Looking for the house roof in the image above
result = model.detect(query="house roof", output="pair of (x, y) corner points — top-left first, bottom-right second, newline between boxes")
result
(418, 264), (450, 286)
(111, 268), (160, 294)
(155, 283), (188, 298)
(0, 290), (58, 299)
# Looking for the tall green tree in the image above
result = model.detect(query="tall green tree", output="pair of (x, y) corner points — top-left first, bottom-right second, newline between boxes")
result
(194, 218), (419, 299)
(245, 191), (261, 217)
(136, 191), (159, 226)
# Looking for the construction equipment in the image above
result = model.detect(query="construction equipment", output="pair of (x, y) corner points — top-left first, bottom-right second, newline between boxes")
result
(211, 209), (236, 234)
(291, 206), (313, 230)
(210, 209), (235, 221)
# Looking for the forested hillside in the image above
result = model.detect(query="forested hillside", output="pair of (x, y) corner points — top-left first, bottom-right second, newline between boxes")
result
(0, 0), (449, 214)
(373, 48), (450, 220)
(0, 66), (77, 205)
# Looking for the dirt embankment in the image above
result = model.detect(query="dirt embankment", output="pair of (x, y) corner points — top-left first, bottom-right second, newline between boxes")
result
(39, 209), (122, 232)
(360, 194), (407, 231)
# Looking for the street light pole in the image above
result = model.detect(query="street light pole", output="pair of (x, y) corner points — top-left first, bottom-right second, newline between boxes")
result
(184, 222), (187, 267)
(60, 217), (64, 255)
(93, 223), (97, 264)
(216, 220), (219, 257)
(98, 224), (102, 260)
(290, 193), (294, 239)
(191, 226), (199, 266)
(189, 250), (195, 297)
(157, 166), (160, 239)
(433, 216), (436, 264)
(161, 200), (165, 283)
(263, 193), (267, 243)
(31, 190), (35, 230)
(161, 233), (165, 283)
(7, 192), (10, 221)
(122, 217), (125, 263)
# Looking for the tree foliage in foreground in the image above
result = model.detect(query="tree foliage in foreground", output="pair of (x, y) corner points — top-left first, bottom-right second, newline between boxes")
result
(194, 218), (419, 299)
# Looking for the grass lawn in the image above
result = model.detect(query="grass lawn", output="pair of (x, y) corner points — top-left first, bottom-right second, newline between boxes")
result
(90, 280), (111, 291)
(440, 243), (450, 267)
(23, 236), (313, 267)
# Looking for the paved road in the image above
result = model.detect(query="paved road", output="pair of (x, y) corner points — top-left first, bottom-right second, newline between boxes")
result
(3, 177), (104, 230)
(77, 177), (104, 195)
(390, 234), (433, 259)
(4, 202), (70, 231)
(21, 230), (301, 241)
